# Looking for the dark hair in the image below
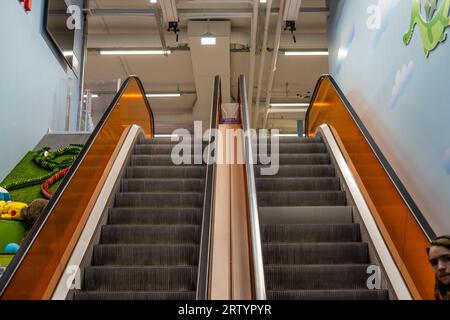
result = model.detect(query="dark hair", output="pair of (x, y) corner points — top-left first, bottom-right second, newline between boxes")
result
(427, 236), (450, 300)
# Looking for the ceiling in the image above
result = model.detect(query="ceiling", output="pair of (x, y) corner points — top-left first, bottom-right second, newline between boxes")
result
(84, 0), (329, 133)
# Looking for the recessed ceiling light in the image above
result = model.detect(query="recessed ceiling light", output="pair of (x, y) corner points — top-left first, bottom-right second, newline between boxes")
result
(150, 0), (157, 3)
(84, 94), (99, 98)
(100, 50), (171, 55)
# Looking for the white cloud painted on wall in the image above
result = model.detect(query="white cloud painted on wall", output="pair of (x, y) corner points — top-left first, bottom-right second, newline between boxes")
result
(369, 0), (401, 52)
(336, 23), (355, 74)
(445, 148), (450, 174)
(389, 61), (415, 108)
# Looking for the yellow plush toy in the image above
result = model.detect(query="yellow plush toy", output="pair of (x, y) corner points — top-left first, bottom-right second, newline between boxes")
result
(0, 201), (27, 221)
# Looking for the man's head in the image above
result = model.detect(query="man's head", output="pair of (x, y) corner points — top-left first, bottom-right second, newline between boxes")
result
(428, 236), (450, 291)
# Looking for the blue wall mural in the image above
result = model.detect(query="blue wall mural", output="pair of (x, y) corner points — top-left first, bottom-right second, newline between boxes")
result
(0, 0), (84, 180)
(329, 0), (450, 234)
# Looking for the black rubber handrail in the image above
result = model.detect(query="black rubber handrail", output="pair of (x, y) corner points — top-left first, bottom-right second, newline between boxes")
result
(0, 76), (154, 296)
(305, 74), (436, 241)
(196, 75), (221, 300)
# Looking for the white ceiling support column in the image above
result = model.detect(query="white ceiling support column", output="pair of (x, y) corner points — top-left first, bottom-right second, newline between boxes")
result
(262, 0), (285, 128)
(253, 0), (272, 129)
(247, 0), (259, 128)
(188, 21), (231, 129)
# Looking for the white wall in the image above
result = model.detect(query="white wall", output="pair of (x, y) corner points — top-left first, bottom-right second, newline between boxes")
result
(328, 0), (450, 235)
(0, 0), (84, 180)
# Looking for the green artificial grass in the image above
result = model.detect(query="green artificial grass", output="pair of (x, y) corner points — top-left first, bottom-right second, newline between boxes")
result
(0, 151), (72, 204)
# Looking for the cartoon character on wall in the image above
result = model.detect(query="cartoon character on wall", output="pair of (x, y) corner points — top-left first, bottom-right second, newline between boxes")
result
(403, 0), (450, 56)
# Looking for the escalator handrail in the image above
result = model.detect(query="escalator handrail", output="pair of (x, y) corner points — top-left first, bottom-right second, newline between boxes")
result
(196, 75), (221, 300)
(0, 76), (154, 296)
(238, 75), (267, 300)
(305, 74), (435, 241)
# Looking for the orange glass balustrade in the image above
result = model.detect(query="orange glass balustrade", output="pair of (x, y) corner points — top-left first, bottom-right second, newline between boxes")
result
(0, 77), (154, 300)
(306, 76), (435, 300)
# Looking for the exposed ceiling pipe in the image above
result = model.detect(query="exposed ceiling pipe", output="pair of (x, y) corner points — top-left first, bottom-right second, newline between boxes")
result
(247, 0), (259, 127)
(261, 0), (285, 129)
(253, 0), (272, 128)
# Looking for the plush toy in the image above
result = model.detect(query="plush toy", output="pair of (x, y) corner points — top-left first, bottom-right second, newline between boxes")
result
(21, 199), (49, 229)
(0, 201), (27, 221)
(4, 243), (20, 254)
(0, 187), (10, 202)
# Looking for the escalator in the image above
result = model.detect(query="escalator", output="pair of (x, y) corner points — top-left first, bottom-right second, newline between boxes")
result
(0, 76), (217, 300)
(71, 138), (207, 300)
(254, 136), (389, 300)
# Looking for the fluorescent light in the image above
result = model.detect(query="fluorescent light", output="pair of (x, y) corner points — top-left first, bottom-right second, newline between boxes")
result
(284, 51), (329, 56)
(272, 134), (300, 137)
(63, 51), (74, 57)
(155, 134), (179, 138)
(260, 0), (267, 2)
(84, 94), (99, 98)
(270, 103), (310, 108)
(146, 93), (181, 98)
(201, 35), (216, 46)
(150, 0), (157, 3)
(100, 50), (171, 55)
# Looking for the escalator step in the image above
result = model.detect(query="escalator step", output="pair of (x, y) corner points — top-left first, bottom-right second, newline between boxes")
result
(262, 224), (361, 243)
(129, 155), (206, 166)
(263, 243), (368, 265)
(134, 144), (205, 155)
(121, 178), (205, 192)
(73, 291), (196, 300)
(138, 138), (207, 145)
(259, 206), (353, 225)
(276, 143), (327, 154)
(256, 177), (341, 192)
(272, 153), (331, 165)
(255, 165), (335, 177)
(115, 192), (204, 208)
(84, 266), (197, 291)
(252, 137), (322, 144)
(101, 225), (201, 244)
(257, 191), (347, 206)
(267, 290), (389, 300)
(264, 264), (373, 290)
(108, 207), (203, 225)
(126, 166), (206, 179)
(93, 244), (199, 266)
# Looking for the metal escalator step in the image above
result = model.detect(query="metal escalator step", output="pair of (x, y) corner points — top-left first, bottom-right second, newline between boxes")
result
(257, 191), (347, 207)
(262, 224), (361, 243)
(126, 166), (206, 179)
(264, 264), (373, 290)
(275, 154), (331, 165)
(259, 206), (353, 225)
(129, 155), (206, 166)
(252, 137), (322, 144)
(267, 289), (389, 300)
(133, 144), (205, 155)
(73, 290), (196, 300)
(277, 143), (327, 154)
(101, 225), (201, 244)
(93, 244), (199, 266)
(255, 165), (335, 178)
(115, 192), (204, 208)
(121, 179), (205, 192)
(108, 207), (203, 225)
(263, 243), (368, 265)
(84, 266), (197, 291)
(138, 138), (207, 145)
(256, 177), (341, 192)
